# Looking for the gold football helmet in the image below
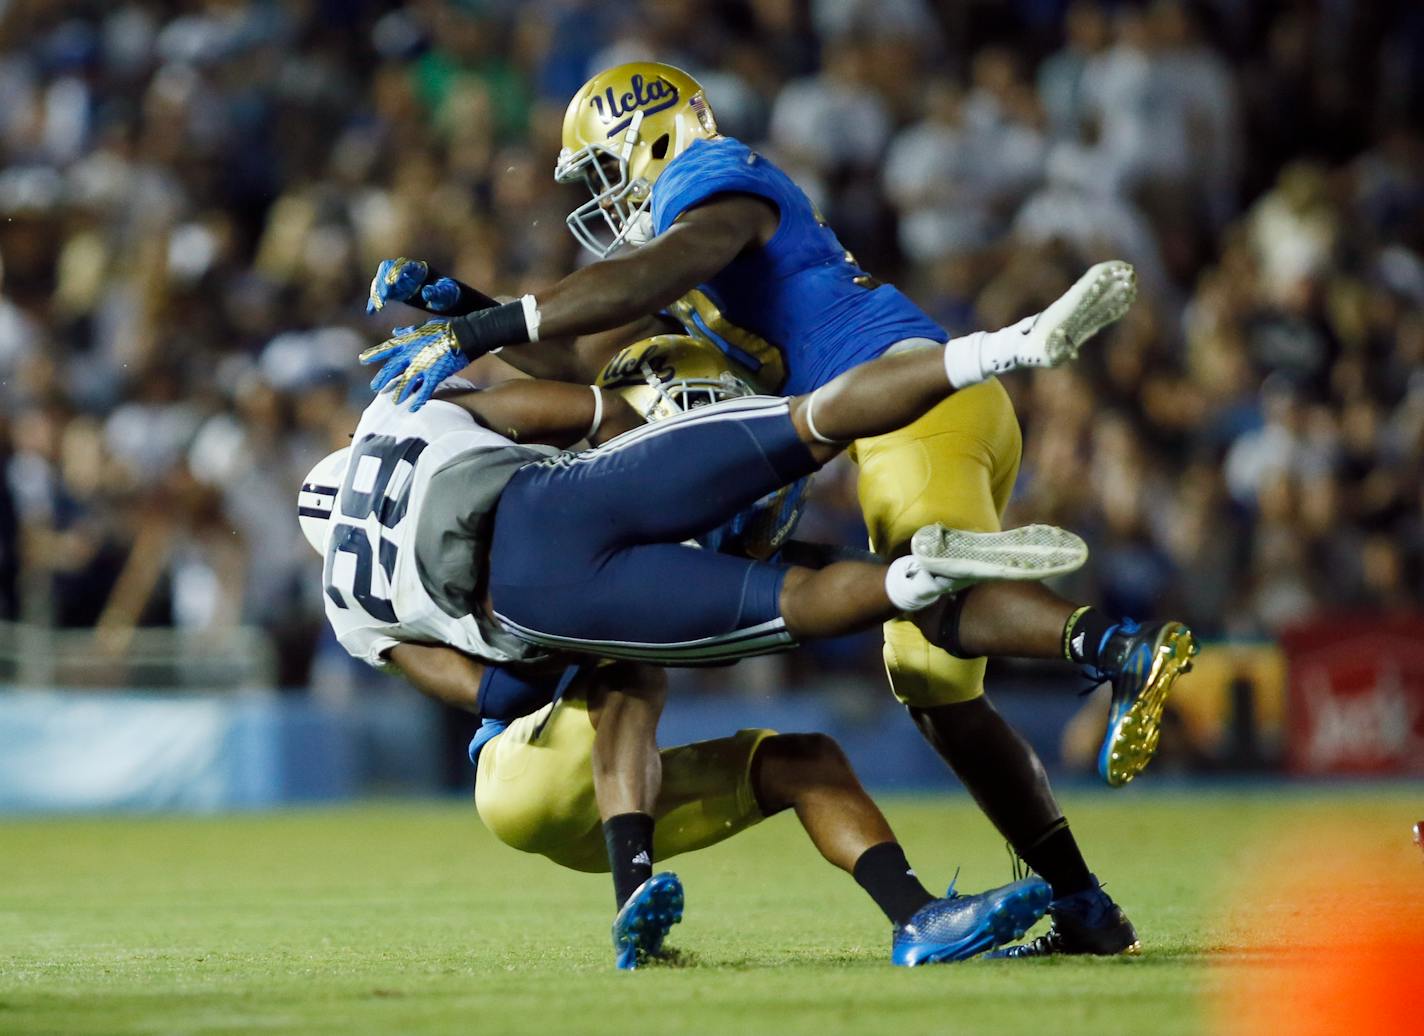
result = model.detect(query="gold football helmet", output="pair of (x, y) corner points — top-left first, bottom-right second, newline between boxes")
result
(595, 335), (753, 422)
(555, 62), (719, 257)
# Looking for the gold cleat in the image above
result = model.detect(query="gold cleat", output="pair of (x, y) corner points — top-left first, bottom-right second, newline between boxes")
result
(1096, 620), (1199, 787)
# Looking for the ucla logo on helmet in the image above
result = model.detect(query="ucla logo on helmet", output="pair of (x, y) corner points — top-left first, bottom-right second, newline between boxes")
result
(589, 74), (680, 137)
(598, 345), (675, 389)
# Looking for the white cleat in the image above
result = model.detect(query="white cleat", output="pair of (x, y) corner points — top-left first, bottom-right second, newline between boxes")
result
(910, 524), (1088, 587)
(986, 260), (1137, 373)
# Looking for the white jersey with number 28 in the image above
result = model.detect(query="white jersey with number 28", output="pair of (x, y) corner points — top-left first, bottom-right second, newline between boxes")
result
(321, 385), (528, 670)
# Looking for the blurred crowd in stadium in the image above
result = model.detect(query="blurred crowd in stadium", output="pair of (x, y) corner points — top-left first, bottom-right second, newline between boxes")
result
(0, 0), (1421, 689)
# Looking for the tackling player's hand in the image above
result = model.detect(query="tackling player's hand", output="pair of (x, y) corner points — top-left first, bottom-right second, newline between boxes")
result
(360, 319), (466, 411)
(366, 257), (463, 315)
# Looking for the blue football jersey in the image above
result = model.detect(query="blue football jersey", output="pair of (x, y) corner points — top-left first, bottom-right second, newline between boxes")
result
(651, 137), (947, 396)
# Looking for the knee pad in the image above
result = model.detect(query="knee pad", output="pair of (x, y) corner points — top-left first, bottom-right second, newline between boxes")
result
(882, 618), (986, 708)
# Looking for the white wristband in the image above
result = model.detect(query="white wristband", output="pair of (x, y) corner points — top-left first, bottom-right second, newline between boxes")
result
(804, 386), (842, 445)
(520, 293), (541, 342)
(586, 384), (604, 440)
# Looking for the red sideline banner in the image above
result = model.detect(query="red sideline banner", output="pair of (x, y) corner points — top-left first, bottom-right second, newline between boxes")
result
(1280, 615), (1424, 775)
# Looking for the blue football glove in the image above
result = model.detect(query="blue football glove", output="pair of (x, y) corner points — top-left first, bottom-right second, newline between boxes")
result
(366, 257), (463, 315)
(420, 276), (462, 313)
(359, 319), (466, 411)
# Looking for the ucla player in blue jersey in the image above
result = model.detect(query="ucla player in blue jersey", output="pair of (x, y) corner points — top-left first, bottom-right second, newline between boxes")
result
(361, 62), (1198, 957)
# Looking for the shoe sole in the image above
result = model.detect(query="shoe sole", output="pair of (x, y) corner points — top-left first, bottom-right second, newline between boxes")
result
(911, 524), (1089, 585)
(901, 880), (1053, 966)
(613, 873), (685, 970)
(1041, 260), (1137, 365)
(1099, 623), (1199, 787)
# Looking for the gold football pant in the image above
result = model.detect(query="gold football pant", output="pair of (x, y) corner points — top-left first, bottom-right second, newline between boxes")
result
(851, 377), (1023, 707)
(474, 694), (775, 872)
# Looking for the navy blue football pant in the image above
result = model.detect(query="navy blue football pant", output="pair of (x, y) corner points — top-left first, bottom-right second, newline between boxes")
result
(488, 396), (819, 664)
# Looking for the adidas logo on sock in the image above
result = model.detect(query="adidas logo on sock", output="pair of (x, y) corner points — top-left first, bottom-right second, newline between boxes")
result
(1071, 632), (1085, 659)
(631, 850), (651, 867)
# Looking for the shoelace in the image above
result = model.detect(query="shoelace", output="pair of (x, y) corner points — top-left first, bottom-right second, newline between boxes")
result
(1000, 928), (1068, 957)
(944, 865), (961, 900)
(1006, 842), (1027, 881)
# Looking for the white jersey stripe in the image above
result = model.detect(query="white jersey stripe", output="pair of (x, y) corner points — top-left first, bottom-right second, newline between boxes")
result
(494, 610), (795, 662)
(550, 395), (791, 466)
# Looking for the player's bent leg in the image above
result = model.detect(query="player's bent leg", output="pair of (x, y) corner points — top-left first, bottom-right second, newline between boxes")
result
(853, 384), (1107, 912)
(589, 663), (666, 821)
(788, 264), (1135, 457)
(489, 359), (1086, 662)
(542, 727), (779, 873)
(928, 584), (1200, 787)
(587, 662), (667, 946)
(473, 695), (603, 865)
(853, 379), (1019, 708)
(652, 729), (777, 860)
(499, 394), (820, 552)
(750, 732), (1049, 964)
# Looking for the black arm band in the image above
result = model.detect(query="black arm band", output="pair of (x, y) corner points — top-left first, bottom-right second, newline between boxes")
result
(422, 266), (499, 316)
(450, 301), (531, 361)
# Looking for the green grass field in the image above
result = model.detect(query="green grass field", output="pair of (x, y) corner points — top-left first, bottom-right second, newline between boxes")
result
(2, 788), (1419, 1036)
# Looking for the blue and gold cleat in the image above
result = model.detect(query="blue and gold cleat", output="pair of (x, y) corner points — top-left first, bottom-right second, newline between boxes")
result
(612, 872), (684, 970)
(891, 876), (1051, 966)
(1092, 619), (1198, 787)
(987, 877), (1139, 957)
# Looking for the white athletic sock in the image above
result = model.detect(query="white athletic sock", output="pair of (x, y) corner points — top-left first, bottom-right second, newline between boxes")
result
(945, 315), (1043, 386)
(884, 556), (956, 612)
(943, 332), (986, 389)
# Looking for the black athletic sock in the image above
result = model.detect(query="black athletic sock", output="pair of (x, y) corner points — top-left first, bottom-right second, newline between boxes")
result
(1018, 819), (1095, 899)
(853, 842), (936, 927)
(1064, 606), (1115, 667)
(603, 812), (655, 908)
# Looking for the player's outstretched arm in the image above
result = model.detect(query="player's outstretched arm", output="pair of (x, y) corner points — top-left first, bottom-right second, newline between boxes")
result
(385, 642), (485, 712)
(531, 196), (773, 340)
(439, 379), (642, 447)
(360, 197), (774, 409)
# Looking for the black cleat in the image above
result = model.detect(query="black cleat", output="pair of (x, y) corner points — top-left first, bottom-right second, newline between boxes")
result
(986, 878), (1139, 958)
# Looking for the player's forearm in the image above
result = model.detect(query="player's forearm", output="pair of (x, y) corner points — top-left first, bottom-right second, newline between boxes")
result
(443, 218), (752, 363)
(386, 642), (484, 712)
(534, 256), (693, 341)
(486, 338), (590, 382)
(445, 262), (684, 365)
(443, 381), (639, 446)
(492, 316), (676, 383)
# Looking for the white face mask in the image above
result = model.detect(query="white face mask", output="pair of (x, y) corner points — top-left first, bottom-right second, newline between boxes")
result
(555, 111), (656, 258)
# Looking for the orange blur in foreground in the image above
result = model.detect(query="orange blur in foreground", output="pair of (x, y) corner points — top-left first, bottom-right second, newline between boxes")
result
(1211, 825), (1424, 1036)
